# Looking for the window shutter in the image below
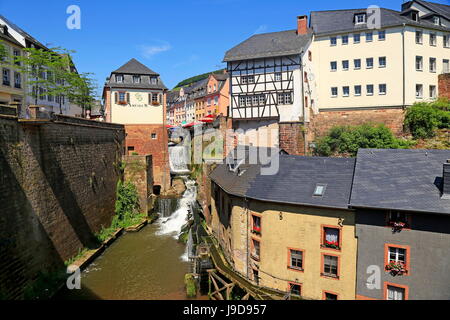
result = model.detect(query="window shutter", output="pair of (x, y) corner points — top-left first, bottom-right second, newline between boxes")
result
(126, 93), (130, 103)
(148, 93), (151, 104)
(115, 92), (118, 103)
(158, 93), (162, 104)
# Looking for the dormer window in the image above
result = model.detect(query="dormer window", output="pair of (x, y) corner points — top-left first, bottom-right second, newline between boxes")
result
(115, 74), (123, 83)
(355, 13), (366, 25)
(412, 12), (419, 22)
(133, 75), (141, 84)
(150, 77), (157, 84)
(433, 16), (440, 26)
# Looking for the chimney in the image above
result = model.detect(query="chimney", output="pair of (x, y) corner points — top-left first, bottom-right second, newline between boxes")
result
(443, 160), (450, 198)
(297, 15), (308, 35)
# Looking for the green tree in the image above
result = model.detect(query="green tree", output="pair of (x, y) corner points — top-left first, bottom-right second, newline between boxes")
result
(404, 99), (450, 139)
(315, 124), (413, 157)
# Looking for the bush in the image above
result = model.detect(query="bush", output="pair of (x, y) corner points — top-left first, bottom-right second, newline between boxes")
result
(404, 99), (450, 139)
(315, 124), (412, 157)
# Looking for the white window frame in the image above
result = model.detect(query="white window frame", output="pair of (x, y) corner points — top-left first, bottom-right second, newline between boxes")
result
(430, 85), (436, 99)
(443, 59), (449, 73)
(415, 30), (423, 44)
(115, 74), (123, 83)
(330, 61), (337, 72)
(379, 56), (386, 68)
(275, 72), (282, 81)
(343, 86), (350, 97)
(354, 85), (361, 96)
(366, 84), (374, 96)
(342, 60), (349, 71)
(444, 35), (450, 48)
(378, 30), (386, 41)
(330, 36), (337, 46)
(416, 56), (423, 71)
(429, 33), (437, 46)
(366, 57), (374, 69)
(342, 35), (349, 45)
(355, 14), (366, 25)
(387, 285), (405, 300)
(366, 32), (373, 42)
(331, 87), (338, 97)
(416, 84), (423, 99)
(354, 33), (361, 43)
(430, 57), (436, 73)
(354, 59), (361, 70)
(379, 84), (387, 95)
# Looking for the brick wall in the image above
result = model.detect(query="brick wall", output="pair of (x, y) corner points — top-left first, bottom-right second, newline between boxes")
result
(123, 155), (153, 214)
(0, 113), (125, 299)
(279, 122), (306, 156)
(124, 124), (170, 192)
(439, 74), (450, 100)
(308, 108), (405, 143)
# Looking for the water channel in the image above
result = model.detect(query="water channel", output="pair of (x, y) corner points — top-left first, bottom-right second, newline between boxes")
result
(55, 178), (203, 300)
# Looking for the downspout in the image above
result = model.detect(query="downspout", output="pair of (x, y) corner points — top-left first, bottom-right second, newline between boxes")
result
(402, 23), (406, 109)
(244, 197), (249, 280)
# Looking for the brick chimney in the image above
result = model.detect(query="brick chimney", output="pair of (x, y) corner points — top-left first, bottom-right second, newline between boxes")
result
(297, 15), (308, 35)
(443, 160), (450, 198)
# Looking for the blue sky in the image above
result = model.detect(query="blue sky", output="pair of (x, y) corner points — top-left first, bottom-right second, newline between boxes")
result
(1, 0), (448, 96)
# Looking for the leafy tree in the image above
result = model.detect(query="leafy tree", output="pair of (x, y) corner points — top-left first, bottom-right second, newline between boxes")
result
(315, 124), (413, 157)
(404, 99), (450, 139)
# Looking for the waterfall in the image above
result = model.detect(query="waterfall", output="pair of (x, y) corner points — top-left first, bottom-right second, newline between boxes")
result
(156, 197), (179, 218)
(157, 179), (197, 241)
(169, 145), (190, 175)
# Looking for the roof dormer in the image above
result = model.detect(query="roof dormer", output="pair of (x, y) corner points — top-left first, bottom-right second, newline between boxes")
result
(353, 12), (367, 25)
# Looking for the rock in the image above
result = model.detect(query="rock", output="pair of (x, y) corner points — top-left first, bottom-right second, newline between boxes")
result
(172, 178), (186, 195)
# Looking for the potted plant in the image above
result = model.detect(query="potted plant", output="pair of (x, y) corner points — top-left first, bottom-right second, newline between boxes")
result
(324, 240), (340, 250)
(252, 225), (261, 235)
(390, 221), (406, 232)
(385, 261), (407, 276)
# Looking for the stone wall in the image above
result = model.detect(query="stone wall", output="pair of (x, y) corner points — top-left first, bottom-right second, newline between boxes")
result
(124, 124), (169, 192)
(0, 113), (125, 299)
(279, 122), (306, 156)
(123, 155), (153, 214)
(439, 73), (450, 100)
(308, 107), (406, 143)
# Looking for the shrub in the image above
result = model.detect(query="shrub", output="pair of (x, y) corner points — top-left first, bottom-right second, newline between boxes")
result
(315, 124), (412, 157)
(404, 99), (450, 139)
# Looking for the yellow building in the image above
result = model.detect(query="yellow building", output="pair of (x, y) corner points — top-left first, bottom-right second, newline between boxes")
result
(0, 24), (25, 114)
(209, 146), (357, 300)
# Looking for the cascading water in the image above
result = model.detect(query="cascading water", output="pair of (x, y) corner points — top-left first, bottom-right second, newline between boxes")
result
(169, 145), (191, 175)
(157, 179), (197, 261)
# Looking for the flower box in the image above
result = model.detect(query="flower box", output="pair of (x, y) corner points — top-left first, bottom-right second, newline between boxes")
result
(389, 221), (406, 232)
(323, 240), (340, 250)
(152, 102), (160, 106)
(385, 261), (407, 276)
(252, 226), (261, 235)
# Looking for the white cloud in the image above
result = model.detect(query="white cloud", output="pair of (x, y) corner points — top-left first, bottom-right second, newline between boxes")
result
(139, 42), (171, 58)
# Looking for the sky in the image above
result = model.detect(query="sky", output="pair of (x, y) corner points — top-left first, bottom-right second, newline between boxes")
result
(1, 0), (448, 96)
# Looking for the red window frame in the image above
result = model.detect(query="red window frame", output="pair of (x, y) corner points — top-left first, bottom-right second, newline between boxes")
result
(288, 282), (302, 297)
(321, 225), (342, 251)
(383, 282), (409, 300)
(384, 243), (410, 276)
(251, 237), (260, 261)
(322, 290), (339, 300)
(251, 213), (262, 235)
(321, 253), (340, 280)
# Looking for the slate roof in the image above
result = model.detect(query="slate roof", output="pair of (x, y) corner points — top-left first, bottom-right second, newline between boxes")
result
(350, 149), (450, 215)
(0, 15), (48, 49)
(223, 30), (312, 62)
(310, 3), (450, 36)
(106, 58), (167, 90)
(210, 146), (355, 210)
(0, 27), (23, 47)
(413, 0), (450, 19)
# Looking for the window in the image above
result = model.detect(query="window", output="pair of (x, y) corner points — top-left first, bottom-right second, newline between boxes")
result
(289, 283), (301, 296)
(379, 56), (386, 68)
(239, 96), (246, 106)
(444, 35), (450, 48)
(314, 183), (326, 196)
(214, 96), (218, 105)
(13, 49), (20, 66)
(388, 247), (406, 265)
(354, 59), (361, 70)
(412, 12), (419, 22)
(354, 33), (361, 43)
(251, 238), (260, 260)
(343, 86), (350, 97)
(430, 33), (437, 46)
(151, 133), (157, 139)
(275, 72), (282, 81)
(323, 227), (340, 249)
(386, 285), (406, 300)
(330, 61), (337, 71)
(415, 30), (423, 44)
(430, 85), (436, 99)
(379, 84), (387, 95)
(152, 93), (159, 104)
(366, 58), (373, 69)
(289, 249), (303, 271)
(430, 58), (436, 73)
(378, 30), (386, 41)
(366, 32), (373, 42)
(14, 72), (21, 89)
(115, 74), (123, 83)
(150, 77), (157, 84)
(252, 269), (259, 285)
(330, 36), (337, 46)
(246, 96), (252, 106)
(119, 92), (126, 103)
(354, 85), (361, 96)
(342, 60), (349, 71)
(259, 94), (265, 105)
(308, 50), (312, 61)
(133, 75), (141, 83)
(247, 75), (255, 84)
(322, 255), (339, 278)
(444, 59), (449, 73)
(2, 68), (10, 86)
(331, 87), (338, 97)
(278, 92), (292, 105)
(252, 215), (261, 234)
(416, 84), (423, 98)
(207, 98), (212, 106)
(252, 95), (259, 106)
(416, 56), (423, 71)
(342, 35), (349, 45)
(367, 84), (374, 96)
(433, 16), (440, 26)
(324, 292), (338, 300)
(355, 13), (366, 24)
